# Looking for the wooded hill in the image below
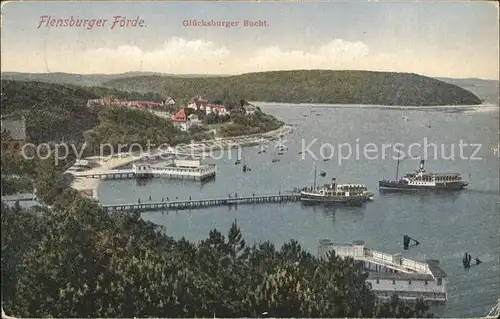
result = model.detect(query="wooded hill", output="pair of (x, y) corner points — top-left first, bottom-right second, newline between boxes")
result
(1, 184), (435, 317)
(103, 70), (482, 106)
(1, 80), (163, 144)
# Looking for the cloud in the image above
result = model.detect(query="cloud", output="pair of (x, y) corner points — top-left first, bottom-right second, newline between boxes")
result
(240, 39), (370, 72)
(1, 36), (498, 80)
(78, 37), (231, 74)
(50, 37), (372, 75)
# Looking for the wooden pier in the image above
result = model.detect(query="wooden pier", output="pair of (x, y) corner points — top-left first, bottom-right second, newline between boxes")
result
(102, 194), (300, 213)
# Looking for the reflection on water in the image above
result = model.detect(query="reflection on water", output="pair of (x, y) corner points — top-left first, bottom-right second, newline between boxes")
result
(99, 104), (499, 318)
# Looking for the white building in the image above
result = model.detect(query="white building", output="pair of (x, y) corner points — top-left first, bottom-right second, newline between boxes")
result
(133, 156), (216, 181)
(187, 96), (208, 110)
(318, 240), (447, 303)
(171, 109), (192, 132)
(187, 97), (228, 116)
(243, 104), (257, 115)
(188, 114), (200, 125)
(207, 104), (229, 116)
(164, 96), (175, 105)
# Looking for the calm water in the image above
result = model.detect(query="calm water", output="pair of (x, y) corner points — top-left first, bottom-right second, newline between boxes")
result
(99, 104), (500, 318)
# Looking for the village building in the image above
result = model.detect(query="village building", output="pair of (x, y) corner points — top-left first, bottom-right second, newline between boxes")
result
(188, 114), (201, 125)
(164, 96), (176, 105)
(206, 104), (229, 116)
(1, 115), (26, 152)
(188, 96), (229, 116)
(127, 101), (163, 109)
(187, 96), (208, 111)
(243, 104), (257, 115)
(171, 109), (200, 132)
(87, 96), (174, 109)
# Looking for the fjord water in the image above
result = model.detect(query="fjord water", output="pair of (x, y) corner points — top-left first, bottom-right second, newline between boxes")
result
(98, 104), (499, 318)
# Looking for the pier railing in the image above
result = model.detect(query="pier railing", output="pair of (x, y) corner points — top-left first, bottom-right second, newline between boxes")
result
(324, 244), (431, 275)
(364, 250), (430, 274)
(102, 194), (300, 213)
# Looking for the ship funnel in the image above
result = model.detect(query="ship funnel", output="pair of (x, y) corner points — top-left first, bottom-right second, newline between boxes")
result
(419, 160), (425, 170)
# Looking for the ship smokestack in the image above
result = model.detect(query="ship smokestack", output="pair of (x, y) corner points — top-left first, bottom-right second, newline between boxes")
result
(419, 160), (425, 170)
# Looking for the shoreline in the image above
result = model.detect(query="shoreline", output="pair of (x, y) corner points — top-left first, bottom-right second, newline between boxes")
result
(252, 101), (499, 110)
(69, 124), (293, 197)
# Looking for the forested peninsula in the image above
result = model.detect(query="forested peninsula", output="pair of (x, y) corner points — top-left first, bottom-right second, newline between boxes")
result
(103, 70), (482, 106)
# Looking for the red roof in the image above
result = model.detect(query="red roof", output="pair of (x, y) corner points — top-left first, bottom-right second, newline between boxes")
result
(132, 101), (162, 106)
(171, 109), (187, 122)
(195, 100), (208, 108)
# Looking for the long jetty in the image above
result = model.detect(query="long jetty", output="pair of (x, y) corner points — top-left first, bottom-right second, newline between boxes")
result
(102, 194), (300, 213)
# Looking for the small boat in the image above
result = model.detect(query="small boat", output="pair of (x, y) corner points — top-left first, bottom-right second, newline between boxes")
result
(320, 171), (326, 177)
(243, 155), (251, 172)
(235, 159), (241, 165)
(298, 151), (303, 155)
(272, 159), (280, 163)
(492, 143), (500, 156)
(278, 152), (284, 156)
(323, 158), (330, 162)
(378, 159), (469, 191)
(463, 252), (472, 269)
(403, 110), (410, 122)
(426, 118), (431, 128)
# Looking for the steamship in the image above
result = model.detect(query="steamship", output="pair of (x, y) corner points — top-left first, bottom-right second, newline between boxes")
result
(300, 166), (374, 205)
(378, 159), (469, 191)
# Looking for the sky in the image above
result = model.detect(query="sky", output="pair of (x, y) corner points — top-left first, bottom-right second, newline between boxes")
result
(1, 1), (499, 80)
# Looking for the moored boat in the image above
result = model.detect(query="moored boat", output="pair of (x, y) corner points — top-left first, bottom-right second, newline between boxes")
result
(379, 159), (468, 191)
(300, 166), (373, 205)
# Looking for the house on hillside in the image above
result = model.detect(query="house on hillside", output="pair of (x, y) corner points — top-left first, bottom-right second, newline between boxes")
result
(128, 101), (163, 109)
(171, 108), (192, 131)
(87, 99), (105, 107)
(87, 99), (164, 109)
(188, 96), (209, 111)
(206, 104), (229, 116)
(164, 96), (176, 105)
(1, 116), (26, 152)
(188, 114), (201, 126)
(243, 104), (257, 115)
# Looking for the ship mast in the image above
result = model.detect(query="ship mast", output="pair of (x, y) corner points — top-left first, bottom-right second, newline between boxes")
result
(396, 157), (400, 181)
(395, 152), (411, 181)
(313, 164), (317, 190)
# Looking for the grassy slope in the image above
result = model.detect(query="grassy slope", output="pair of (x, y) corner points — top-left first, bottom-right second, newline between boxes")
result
(102, 70), (482, 106)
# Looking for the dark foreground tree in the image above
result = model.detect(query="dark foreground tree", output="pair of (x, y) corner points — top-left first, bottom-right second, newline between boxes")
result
(1, 194), (433, 318)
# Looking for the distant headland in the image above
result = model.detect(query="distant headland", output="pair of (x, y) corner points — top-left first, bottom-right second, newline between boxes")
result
(2, 70), (495, 106)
